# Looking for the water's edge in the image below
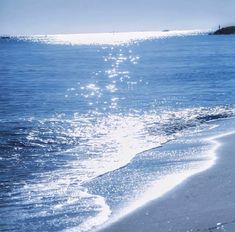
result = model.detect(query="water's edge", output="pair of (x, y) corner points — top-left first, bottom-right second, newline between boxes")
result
(92, 119), (235, 232)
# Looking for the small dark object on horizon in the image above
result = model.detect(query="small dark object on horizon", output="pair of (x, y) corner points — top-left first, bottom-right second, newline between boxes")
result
(212, 26), (235, 35)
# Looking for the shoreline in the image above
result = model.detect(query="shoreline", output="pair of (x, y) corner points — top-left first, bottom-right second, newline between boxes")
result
(96, 132), (235, 232)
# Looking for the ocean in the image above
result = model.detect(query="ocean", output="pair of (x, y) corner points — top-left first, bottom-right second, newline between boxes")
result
(0, 31), (235, 232)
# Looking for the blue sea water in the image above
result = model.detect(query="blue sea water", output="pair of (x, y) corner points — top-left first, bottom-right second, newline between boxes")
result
(0, 33), (235, 231)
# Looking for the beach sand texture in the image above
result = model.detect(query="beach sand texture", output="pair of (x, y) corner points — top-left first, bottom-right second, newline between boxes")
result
(97, 133), (235, 232)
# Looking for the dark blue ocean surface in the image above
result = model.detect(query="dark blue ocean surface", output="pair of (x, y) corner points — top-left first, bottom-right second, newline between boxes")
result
(0, 33), (235, 231)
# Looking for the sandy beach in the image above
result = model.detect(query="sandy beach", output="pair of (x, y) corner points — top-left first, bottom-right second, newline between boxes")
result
(97, 132), (235, 232)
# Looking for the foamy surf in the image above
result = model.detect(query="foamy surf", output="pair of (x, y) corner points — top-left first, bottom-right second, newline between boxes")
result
(17, 30), (205, 45)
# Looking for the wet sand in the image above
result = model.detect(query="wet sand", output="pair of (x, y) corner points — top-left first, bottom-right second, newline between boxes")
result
(97, 132), (235, 232)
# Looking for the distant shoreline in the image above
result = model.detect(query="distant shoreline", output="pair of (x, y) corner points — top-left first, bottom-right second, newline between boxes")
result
(211, 26), (235, 35)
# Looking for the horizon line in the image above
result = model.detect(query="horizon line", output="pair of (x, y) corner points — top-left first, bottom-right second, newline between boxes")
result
(0, 28), (212, 37)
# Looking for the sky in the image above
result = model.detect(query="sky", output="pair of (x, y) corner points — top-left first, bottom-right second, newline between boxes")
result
(0, 0), (235, 35)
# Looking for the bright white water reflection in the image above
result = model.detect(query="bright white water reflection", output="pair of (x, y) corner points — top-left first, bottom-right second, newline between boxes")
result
(19, 30), (205, 45)
(65, 47), (141, 112)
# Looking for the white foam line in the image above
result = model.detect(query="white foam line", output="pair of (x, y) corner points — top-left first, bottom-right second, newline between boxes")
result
(205, 130), (235, 142)
(65, 194), (111, 232)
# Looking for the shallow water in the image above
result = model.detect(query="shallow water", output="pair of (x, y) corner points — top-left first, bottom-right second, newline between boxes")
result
(0, 32), (235, 231)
